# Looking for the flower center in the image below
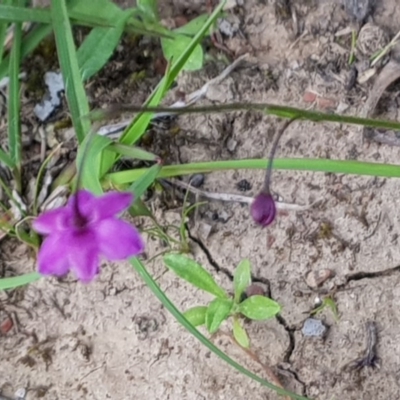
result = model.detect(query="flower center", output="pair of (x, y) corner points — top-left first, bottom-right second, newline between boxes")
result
(73, 213), (89, 229)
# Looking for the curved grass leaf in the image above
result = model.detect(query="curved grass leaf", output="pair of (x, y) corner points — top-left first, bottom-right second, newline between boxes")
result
(0, 272), (41, 291)
(8, 7), (23, 188)
(206, 298), (233, 333)
(120, 0), (225, 146)
(51, 0), (90, 143)
(129, 163), (160, 198)
(77, 5), (132, 81)
(130, 257), (310, 400)
(238, 295), (280, 321)
(0, 24), (53, 81)
(77, 134), (113, 194)
(106, 158), (400, 187)
(163, 253), (228, 299)
(174, 14), (210, 36)
(161, 36), (203, 71)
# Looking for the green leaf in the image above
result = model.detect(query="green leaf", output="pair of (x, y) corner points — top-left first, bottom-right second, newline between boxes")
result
(0, 24), (53, 81)
(206, 298), (233, 333)
(77, 8), (131, 81)
(106, 157), (400, 187)
(161, 36), (203, 71)
(120, 0), (225, 146)
(233, 317), (250, 348)
(0, 4), (111, 27)
(8, 3), (23, 185)
(137, 0), (158, 21)
(128, 197), (154, 218)
(233, 259), (251, 303)
(0, 272), (41, 291)
(0, 4), (49, 24)
(183, 306), (207, 327)
(130, 257), (308, 400)
(77, 134), (113, 194)
(174, 14), (210, 36)
(238, 295), (281, 321)
(129, 163), (160, 198)
(311, 297), (339, 322)
(51, 0), (90, 143)
(108, 143), (158, 161)
(163, 253), (228, 298)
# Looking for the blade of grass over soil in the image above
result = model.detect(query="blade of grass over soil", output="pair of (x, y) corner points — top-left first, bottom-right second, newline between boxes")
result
(0, 272), (41, 291)
(131, 258), (310, 400)
(97, 1), (225, 181)
(0, 0), (12, 64)
(120, 0), (226, 146)
(105, 158), (400, 187)
(51, 0), (90, 143)
(91, 102), (400, 132)
(0, 24), (53, 81)
(0, 4), (112, 27)
(8, 8), (24, 187)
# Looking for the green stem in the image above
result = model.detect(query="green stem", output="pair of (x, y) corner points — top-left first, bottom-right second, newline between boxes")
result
(89, 102), (400, 132)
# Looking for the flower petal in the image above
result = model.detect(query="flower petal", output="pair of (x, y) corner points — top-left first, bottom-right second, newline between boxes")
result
(33, 207), (72, 235)
(88, 192), (133, 222)
(95, 218), (144, 260)
(67, 230), (100, 283)
(37, 234), (70, 276)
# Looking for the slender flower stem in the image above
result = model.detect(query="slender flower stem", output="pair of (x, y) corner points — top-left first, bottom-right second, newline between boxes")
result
(87, 102), (400, 132)
(263, 118), (297, 193)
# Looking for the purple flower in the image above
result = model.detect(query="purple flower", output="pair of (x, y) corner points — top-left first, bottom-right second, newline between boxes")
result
(33, 190), (144, 283)
(250, 192), (276, 227)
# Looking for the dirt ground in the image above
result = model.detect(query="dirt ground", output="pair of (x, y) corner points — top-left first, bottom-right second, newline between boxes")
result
(2, 0), (400, 399)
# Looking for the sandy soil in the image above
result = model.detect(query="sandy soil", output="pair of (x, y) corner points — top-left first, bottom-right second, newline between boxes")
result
(2, 0), (400, 399)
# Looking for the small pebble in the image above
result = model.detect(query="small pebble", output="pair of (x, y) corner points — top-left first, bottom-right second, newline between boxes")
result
(306, 269), (334, 289)
(34, 71), (64, 121)
(0, 317), (13, 334)
(189, 174), (205, 188)
(236, 179), (252, 192)
(302, 318), (328, 338)
(197, 222), (213, 240)
(227, 138), (238, 152)
(15, 388), (26, 400)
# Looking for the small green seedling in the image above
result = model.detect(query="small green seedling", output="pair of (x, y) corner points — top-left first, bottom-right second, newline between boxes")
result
(310, 296), (339, 322)
(163, 254), (281, 348)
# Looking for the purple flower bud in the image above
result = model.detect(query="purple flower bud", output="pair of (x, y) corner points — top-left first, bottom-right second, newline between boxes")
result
(251, 192), (276, 227)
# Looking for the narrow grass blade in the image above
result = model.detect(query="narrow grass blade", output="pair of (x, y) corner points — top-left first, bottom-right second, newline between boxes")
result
(0, 272), (41, 290)
(129, 163), (161, 198)
(0, 4), (50, 23)
(76, 2), (132, 81)
(130, 257), (310, 400)
(77, 134), (113, 195)
(105, 158), (400, 187)
(0, 0), (12, 64)
(8, 11), (23, 187)
(0, 24), (53, 81)
(51, 0), (90, 143)
(0, 4), (111, 28)
(120, 0), (225, 146)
